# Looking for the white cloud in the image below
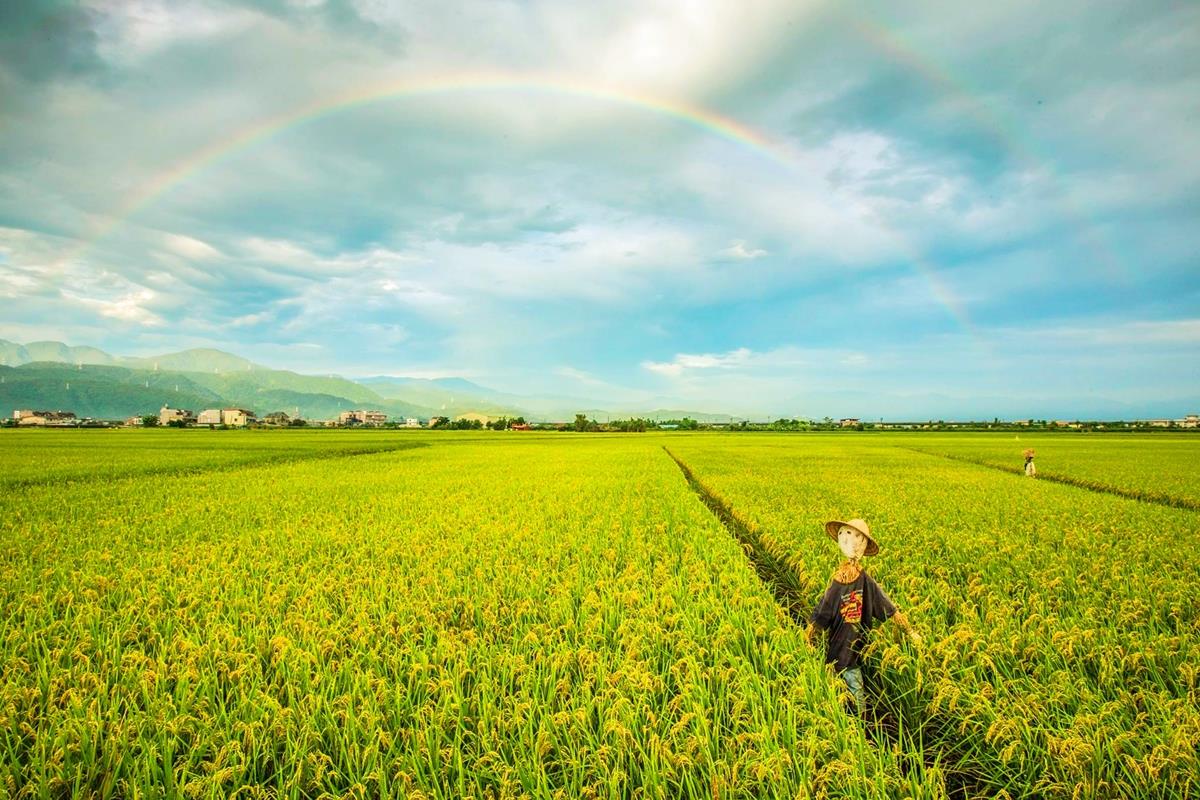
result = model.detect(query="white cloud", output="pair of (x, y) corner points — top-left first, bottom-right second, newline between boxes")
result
(1010, 318), (1200, 347)
(64, 287), (164, 326)
(88, 1), (257, 65)
(642, 347), (753, 376)
(720, 240), (768, 260)
(162, 233), (221, 260)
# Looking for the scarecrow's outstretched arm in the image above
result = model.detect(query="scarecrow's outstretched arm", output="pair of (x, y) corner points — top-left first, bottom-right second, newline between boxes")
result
(891, 611), (922, 645)
(805, 621), (823, 647)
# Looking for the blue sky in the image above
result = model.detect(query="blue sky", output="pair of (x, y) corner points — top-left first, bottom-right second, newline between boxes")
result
(0, 0), (1197, 417)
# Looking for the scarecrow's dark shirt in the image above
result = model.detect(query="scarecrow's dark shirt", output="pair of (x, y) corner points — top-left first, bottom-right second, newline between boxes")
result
(811, 569), (896, 672)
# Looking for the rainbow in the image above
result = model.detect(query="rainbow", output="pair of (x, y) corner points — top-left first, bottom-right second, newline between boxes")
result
(64, 67), (996, 339)
(65, 72), (797, 258)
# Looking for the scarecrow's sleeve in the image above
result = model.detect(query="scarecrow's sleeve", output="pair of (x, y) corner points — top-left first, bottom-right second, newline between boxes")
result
(810, 581), (839, 629)
(868, 575), (898, 625)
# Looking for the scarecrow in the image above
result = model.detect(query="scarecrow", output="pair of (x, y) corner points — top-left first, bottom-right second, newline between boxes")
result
(806, 518), (919, 713)
(1023, 448), (1036, 477)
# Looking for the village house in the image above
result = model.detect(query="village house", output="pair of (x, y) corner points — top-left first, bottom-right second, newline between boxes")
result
(197, 409), (222, 426)
(14, 409), (77, 427)
(839, 418), (860, 428)
(455, 412), (496, 426)
(403, 417), (421, 428)
(337, 410), (387, 427)
(221, 408), (256, 427)
(261, 411), (292, 426)
(159, 405), (195, 426)
(1182, 414), (1198, 429)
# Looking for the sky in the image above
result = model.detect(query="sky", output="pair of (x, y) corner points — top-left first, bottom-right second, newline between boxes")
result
(0, 0), (1197, 418)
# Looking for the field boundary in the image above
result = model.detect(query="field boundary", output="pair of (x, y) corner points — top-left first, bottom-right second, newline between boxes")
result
(900, 447), (1200, 512)
(663, 447), (817, 624)
(1, 441), (431, 490)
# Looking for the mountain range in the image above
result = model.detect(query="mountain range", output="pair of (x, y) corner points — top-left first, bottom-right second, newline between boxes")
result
(0, 340), (730, 422)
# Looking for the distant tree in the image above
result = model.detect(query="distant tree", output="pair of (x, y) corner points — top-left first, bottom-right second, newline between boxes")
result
(289, 417), (307, 427)
(166, 419), (186, 428)
(573, 413), (589, 432)
(141, 414), (158, 427)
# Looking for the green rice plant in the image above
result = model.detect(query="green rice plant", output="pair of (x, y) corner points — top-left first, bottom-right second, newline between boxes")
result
(0, 436), (934, 799)
(903, 433), (1200, 509)
(0, 428), (425, 489)
(667, 434), (1200, 799)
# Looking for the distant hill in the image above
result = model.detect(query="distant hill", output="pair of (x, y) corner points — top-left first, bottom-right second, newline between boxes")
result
(123, 348), (261, 373)
(0, 362), (438, 422)
(2, 340), (121, 367)
(0, 363), (223, 420)
(358, 376), (521, 416)
(0, 339), (743, 422)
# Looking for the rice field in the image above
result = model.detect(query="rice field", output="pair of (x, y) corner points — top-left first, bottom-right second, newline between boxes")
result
(1, 431), (1197, 798)
(901, 433), (1200, 509)
(0, 429), (423, 489)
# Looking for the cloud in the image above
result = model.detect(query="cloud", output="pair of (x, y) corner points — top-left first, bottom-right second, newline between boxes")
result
(720, 240), (768, 260)
(0, 1), (103, 84)
(64, 287), (164, 326)
(642, 347), (753, 377)
(163, 233), (221, 260)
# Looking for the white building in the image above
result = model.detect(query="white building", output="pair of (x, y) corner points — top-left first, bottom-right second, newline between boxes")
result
(404, 417), (421, 428)
(159, 405), (195, 426)
(337, 410), (387, 427)
(222, 408), (255, 427)
(197, 409), (222, 426)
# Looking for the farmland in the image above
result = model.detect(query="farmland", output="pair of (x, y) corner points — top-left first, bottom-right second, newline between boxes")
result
(0, 429), (424, 489)
(900, 433), (1200, 509)
(1, 431), (1197, 798)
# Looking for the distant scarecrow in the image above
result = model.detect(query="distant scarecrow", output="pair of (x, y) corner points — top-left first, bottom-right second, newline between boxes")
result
(1023, 448), (1036, 477)
(806, 518), (919, 713)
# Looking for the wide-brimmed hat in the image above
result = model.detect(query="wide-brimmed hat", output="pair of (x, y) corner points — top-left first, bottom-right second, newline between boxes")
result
(825, 518), (879, 556)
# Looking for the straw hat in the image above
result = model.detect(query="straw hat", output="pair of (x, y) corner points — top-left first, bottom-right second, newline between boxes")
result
(825, 518), (879, 556)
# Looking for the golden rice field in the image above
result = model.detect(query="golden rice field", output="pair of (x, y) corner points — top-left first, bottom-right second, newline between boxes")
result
(1, 430), (1197, 799)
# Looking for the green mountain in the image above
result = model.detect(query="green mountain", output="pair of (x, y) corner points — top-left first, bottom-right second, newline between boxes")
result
(188, 369), (387, 406)
(358, 376), (520, 416)
(1, 362), (437, 422)
(1, 339), (123, 367)
(122, 348), (260, 373)
(0, 363), (223, 420)
(0, 339), (740, 422)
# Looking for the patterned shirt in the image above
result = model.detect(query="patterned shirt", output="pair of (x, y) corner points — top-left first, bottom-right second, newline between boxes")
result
(810, 569), (897, 672)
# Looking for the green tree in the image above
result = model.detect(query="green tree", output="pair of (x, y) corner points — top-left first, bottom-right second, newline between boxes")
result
(141, 414), (158, 427)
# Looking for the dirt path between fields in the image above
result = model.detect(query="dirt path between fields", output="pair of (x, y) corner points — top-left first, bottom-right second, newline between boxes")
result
(663, 446), (817, 624)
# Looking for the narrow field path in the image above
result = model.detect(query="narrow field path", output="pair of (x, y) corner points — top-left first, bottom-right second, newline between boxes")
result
(1, 441), (430, 490)
(900, 446), (1200, 512)
(663, 446), (816, 623)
